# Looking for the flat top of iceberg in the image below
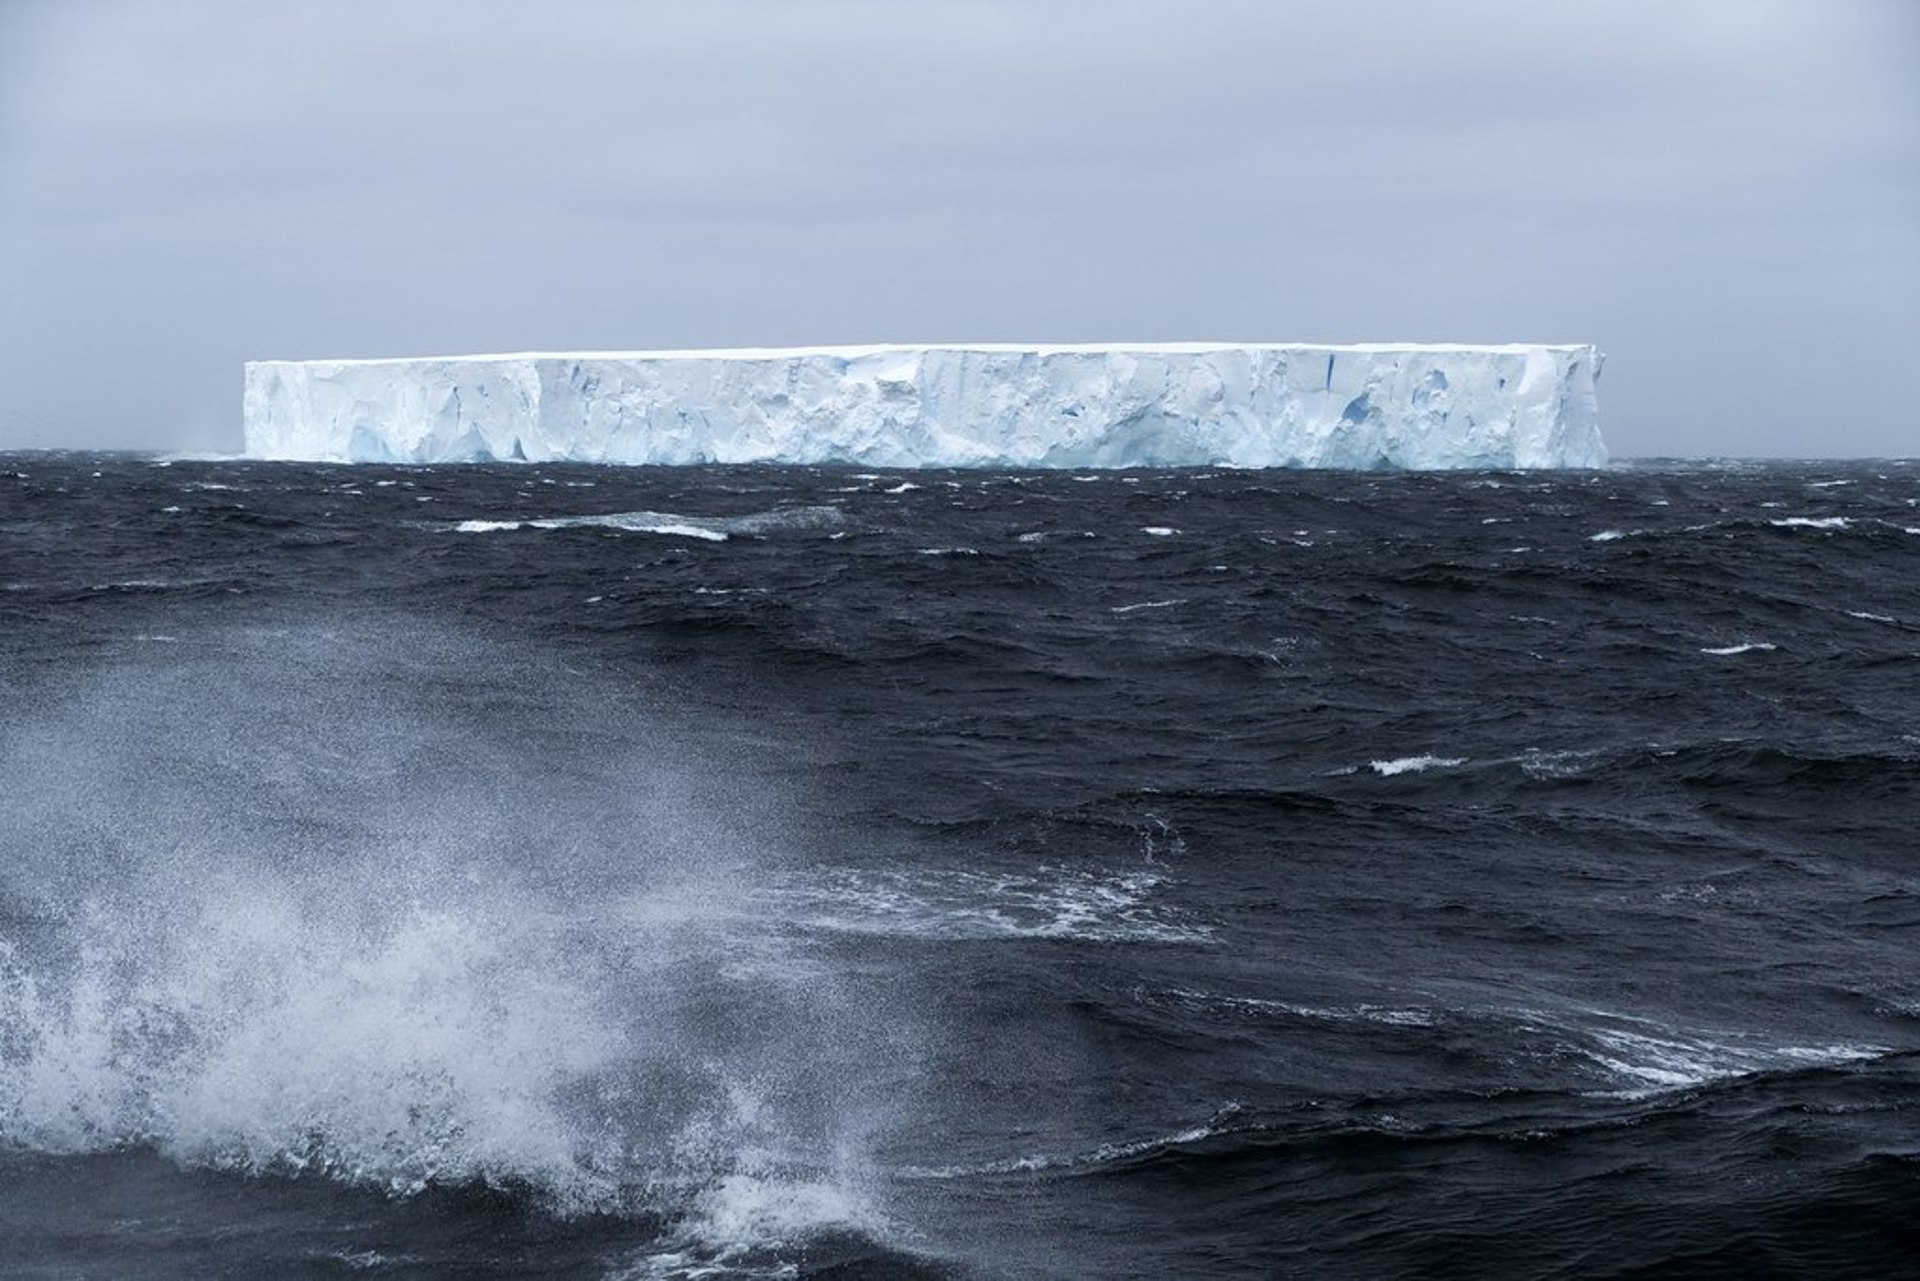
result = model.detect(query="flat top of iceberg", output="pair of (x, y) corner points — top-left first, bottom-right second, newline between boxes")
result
(253, 340), (1596, 368)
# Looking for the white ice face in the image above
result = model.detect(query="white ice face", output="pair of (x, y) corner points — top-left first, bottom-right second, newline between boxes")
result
(243, 342), (1606, 470)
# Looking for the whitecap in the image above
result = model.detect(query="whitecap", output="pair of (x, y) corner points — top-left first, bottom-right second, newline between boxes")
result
(1140, 526), (1179, 537)
(1770, 516), (1850, 530)
(690, 1173), (881, 1247)
(609, 1168), (886, 1278)
(1110, 599), (1184, 614)
(452, 506), (839, 540)
(900, 1105), (1243, 1180)
(1700, 642), (1776, 655)
(314, 1249), (401, 1272)
(1577, 1024), (1888, 1097)
(1162, 987), (1438, 1028)
(0, 899), (631, 1210)
(1368, 755), (1467, 776)
(459, 514), (727, 540)
(765, 864), (1213, 945)
(614, 522), (728, 541)
(1516, 748), (1596, 779)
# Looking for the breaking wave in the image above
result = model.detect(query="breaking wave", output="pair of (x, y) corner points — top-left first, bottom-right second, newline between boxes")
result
(450, 505), (845, 540)
(0, 620), (919, 1263)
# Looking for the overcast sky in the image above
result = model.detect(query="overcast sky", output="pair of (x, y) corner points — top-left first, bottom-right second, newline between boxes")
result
(1, 0), (1914, 457)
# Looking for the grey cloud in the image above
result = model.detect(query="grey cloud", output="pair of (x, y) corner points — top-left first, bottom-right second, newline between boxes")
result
(0, 0), (1914, 455)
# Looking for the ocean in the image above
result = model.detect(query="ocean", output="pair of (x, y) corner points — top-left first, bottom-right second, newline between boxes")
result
(1, 454), (1916, 1278)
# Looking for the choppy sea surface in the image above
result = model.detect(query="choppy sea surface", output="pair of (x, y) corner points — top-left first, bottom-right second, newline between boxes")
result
(2, 454), (1918, 1278)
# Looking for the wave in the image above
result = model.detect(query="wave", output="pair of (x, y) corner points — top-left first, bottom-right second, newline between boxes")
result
(900, 1103), (1247, 1181)
(1366, 754), (1468, 777)
(459, 514), (729, 540)
(0, 900), (629, 1206)
(1582, 513), (1919, 546)
(1157, 987), (1440, 1028)
(0, 621), (919, 1270)
(1623, 739), (1919, 793)
(608, 1176), (906, 1279)
(1490, 739), (1919, 793)
(1570, 1019), (1890, 1097)
(761, 862), (1213, 945)
(450, 505), (845, 540)
(1130, 984), (1901, 1102)
(0, 891), (906, 1267)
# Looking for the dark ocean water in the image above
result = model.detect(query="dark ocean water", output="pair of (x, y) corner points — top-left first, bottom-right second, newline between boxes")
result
(2, 453), (1918, 1278)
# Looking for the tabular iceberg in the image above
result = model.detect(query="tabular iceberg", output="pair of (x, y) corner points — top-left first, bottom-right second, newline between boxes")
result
(243, 342), (1605, 469)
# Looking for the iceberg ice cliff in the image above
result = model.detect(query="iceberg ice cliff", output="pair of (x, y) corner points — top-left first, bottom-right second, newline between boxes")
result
(243, 343), (1605, 469)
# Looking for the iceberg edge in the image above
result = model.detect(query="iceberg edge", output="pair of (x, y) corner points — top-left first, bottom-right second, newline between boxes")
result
(243, 342), (1606, 470)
